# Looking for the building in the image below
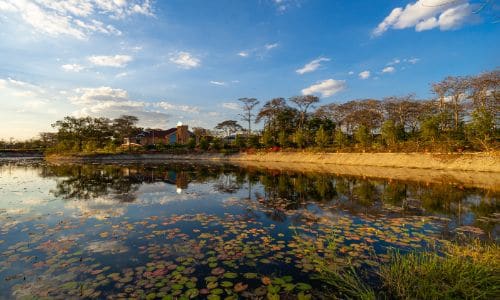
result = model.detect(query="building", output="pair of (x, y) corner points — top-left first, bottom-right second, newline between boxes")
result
(124, 123), (192, 146)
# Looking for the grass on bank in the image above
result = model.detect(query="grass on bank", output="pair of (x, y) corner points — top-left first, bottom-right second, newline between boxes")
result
(379, 241), (500, 300)
(305, 237), (499, 300)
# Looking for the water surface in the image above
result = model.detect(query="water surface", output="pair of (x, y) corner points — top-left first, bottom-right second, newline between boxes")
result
(0, 160), (497, 299)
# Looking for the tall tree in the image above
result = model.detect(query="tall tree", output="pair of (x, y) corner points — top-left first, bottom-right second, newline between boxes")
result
(289, 95), (320, 129)
(238, 97), (259, 137)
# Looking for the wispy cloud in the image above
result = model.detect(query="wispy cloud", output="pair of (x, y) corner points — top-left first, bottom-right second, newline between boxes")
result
(210, 81), (227, 86)
(169, 52), (201, 69)
(88, 55), (133, 67)
(373, 0), (476, 36)
(302, 79), (346, 98)
(222, 102), (240, 110)
(237, 42), (279, 58)
(296, 57), (330, 75)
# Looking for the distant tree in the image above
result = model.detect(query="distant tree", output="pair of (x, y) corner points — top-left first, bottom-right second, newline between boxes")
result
(315, 125), (329, 148)
(199, 137), (210, 150)
(278, 130), (288, 148)
(112, 115), (140, 142)
(238, 97), (259, 137)
(215, 120), (243, 141)
(262, 129), (274, 147)
(294, 129), (306, 149)
(333, 129), (348, 149)
(289, 95), (320, 129)
(381, 120), (398, 147)
(466, 107), (496, 151)
(420, 116), (440, 143)
(354, 125), (371, 149)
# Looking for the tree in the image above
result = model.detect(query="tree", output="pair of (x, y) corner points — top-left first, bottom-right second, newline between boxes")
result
(466, 107), (496, 151)
(113, 115), (141, 147)
(278, 130), (288, 147)
(289, 95), (320, 129)
(293, 129), (306, 149)
(354, 125), (371, 149)
(215, 120), (243, 141)
(315, 125), (329, 148)
(420, 116), (440, 143)
(238, 98), (259, 137)
(333, 129), (348, 149)
(381, 120), (398, 147)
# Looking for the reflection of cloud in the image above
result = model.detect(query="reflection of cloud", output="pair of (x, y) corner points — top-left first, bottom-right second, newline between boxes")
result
(66, 197), (127, 220)
(86, 240), (128, 253)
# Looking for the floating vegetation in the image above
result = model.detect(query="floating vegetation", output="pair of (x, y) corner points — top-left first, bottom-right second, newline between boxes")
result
(0, 161), (497, 299)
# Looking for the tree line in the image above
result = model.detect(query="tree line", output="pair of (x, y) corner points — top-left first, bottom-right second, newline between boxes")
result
(2, 69), (497, 153)
(212, 69), (499, 152)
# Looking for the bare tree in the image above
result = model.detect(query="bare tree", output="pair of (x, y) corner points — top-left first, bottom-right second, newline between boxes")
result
(238, 97), (259, 137)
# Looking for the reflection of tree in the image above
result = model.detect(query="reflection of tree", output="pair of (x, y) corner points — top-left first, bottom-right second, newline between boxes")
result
(41, 163), (233, 202)
(213, 174), (242, 193)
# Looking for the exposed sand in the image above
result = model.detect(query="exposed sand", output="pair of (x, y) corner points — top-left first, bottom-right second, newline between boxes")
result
(46, 152), (500, 191)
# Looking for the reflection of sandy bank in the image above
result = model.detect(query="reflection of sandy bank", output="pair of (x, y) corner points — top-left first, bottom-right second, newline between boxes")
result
(234, 160), (500, 191)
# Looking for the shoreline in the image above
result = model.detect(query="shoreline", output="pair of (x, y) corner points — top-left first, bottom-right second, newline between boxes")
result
(44, 152), (500, 191)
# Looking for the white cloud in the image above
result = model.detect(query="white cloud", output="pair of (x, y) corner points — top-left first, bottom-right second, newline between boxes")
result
(296, 57), (330, 75)
(348, 71), (354, 75)
(265, 43), (279, 50)
(387, 58), (401, 66)
(222, 102), (240, 110)
(88, 55), (133, 67)
(61, 64), (85, 72)
(301, 79), (346, 98)
(237, 51), (249, 57)
(373, 0), (475, 36)
(155, 101), (200, 114)
(382, 66), (396, 73)
(69, 86), (172, 129)
(169, 52), (200, 69)
(210, 81), (226, 86)
(0, 0), (152, 39)
(358, 70), (371, 79)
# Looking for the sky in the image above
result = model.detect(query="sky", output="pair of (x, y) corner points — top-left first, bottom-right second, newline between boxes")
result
(0, 0), (498, 140)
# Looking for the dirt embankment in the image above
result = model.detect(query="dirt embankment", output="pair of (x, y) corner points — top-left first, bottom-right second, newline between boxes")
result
(46, 152), (500, 191)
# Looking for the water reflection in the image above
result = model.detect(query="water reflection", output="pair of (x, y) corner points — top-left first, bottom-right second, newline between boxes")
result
(0, 160), (498, 299)
(13, 162), (492, 237)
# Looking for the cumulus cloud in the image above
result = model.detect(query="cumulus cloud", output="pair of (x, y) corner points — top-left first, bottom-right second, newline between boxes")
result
(296, 57), (330, 75)
(358, 70), (371, 79)
(301, 79), (346, 98)
(237, 51), (249, 57)
(88, 55), (133, 67)
(0, 0), (153, 39)
(222, 102), (240, 110)
(169, 52), (200, 69)
(382, 66), (396, 73)
(373, 0), (476, 36)
(61, 64), (85, 72)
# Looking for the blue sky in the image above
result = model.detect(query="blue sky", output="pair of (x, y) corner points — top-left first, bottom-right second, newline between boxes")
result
(0, 0), (498, 139)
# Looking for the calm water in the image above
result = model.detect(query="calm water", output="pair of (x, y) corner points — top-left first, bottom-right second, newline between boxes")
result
(0, 159), (498, 299)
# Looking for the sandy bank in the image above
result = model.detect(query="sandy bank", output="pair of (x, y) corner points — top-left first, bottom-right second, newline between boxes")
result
(46, 152), (500, 191)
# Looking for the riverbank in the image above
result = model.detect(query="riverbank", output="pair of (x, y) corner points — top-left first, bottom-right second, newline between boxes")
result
(45, 152), (500, 191)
